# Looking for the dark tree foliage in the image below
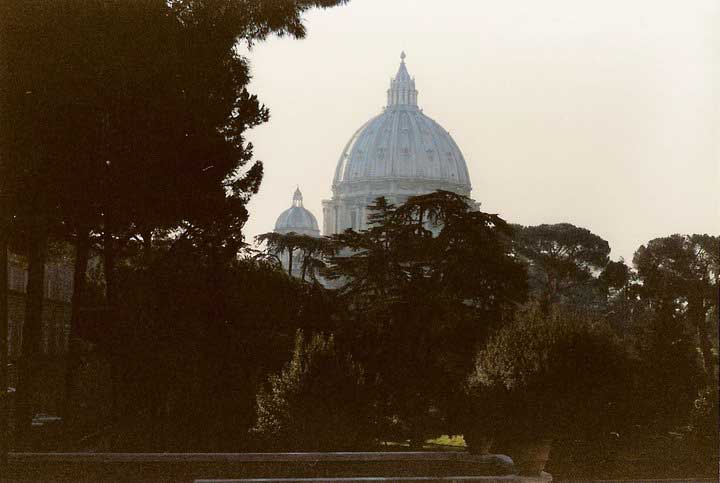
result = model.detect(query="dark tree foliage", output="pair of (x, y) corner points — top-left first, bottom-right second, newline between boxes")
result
(688, 384), (719, 461)
(466, 308), (633, 445)
(629, 304), (704, 433)
(512, 223), (611, 313)
(599, 260), (632, 292)
(326, 191), (527, 444)
(257, 232), (335, 281)
(0, 0), (347, 446)
(170, 0), (349, 47)
(633, 234), (719, 386)
(598, 259), (650, 332)
(252, 330), (372, 450)
(78, 246), (341, 451)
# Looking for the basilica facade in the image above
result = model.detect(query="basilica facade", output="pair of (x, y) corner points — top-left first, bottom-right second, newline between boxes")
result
(274, 52), (473, 248)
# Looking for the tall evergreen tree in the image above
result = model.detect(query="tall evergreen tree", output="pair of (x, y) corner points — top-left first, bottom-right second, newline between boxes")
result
(633, 234), (719, 386)
(327, 191), (527, 444)
(0, 0), (348, 447)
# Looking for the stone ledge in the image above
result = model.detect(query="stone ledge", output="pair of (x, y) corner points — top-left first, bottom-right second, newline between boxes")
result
(196, 474), (553, 482)
(4, 451), (526, 481)
(7, 451), (512, 463)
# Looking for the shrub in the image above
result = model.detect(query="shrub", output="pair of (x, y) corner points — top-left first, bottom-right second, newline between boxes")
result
(465, 308), (633, 448)
(687, 385), (719, 470)
(252, 330), (373, 450)
(631, 307), (705, 433)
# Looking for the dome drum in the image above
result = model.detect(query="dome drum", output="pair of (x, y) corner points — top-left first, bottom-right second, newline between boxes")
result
(332, 177), (471, 199)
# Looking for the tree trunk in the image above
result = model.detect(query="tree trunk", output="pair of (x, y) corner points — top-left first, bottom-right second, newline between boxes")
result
(300, 251), (308, 281)
(691, 297), (715, 387)
(141, 229), (152, 258)
(63, 228), (91, 428)
(0, 240), (9, 463)
(103, 229), (117, 308)
(101, 228), (121, 429)
(14, 217), (47, 449)
(287, 247), (294, 277)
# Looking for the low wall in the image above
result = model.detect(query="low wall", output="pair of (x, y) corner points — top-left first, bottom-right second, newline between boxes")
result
(3, 452), (553, 482)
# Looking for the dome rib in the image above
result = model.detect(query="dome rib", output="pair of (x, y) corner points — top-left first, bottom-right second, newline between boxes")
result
(333, 116), (377, 188)
(368, 115), (386, 178)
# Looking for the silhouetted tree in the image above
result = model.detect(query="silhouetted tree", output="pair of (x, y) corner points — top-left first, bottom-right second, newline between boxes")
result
(327, 191), (527, 445)
(513, 223), (611, 313)
(633, 234), (719, 386)
(0, 1), (66, 445)
(1, 0), (347, 447)
(76, 246), (342, 450)
(257, 232), (303, 277)
(630, 302), (704, 433)
(0, 234), (7, 464)
(258, 232), (334, 281)
(597, 259), (649, 331)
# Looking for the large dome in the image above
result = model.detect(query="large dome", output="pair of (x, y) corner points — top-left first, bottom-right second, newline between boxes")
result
(322, 53), (474, 236)
(332, 52), (471, 194)
(274, 187), (320, 236)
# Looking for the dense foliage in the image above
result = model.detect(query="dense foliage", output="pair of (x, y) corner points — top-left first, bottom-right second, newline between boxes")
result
(466, 309), (632, 443)
(512, 223), (611, 314)
(252, 330), (371, 450)
(76, 247), (339, 451)
(323, 192), (527, 445)
(0, 0), (347, 449)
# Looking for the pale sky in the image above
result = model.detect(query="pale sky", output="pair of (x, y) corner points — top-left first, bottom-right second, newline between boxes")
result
(243, 0), (719, 262)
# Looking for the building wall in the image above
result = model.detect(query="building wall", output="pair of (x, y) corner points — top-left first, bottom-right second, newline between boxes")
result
(5, 253), (73, 362)
(4, 253), (74, 415)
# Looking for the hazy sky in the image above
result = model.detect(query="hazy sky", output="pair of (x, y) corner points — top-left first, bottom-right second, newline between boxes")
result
(243, 0), (719, 262)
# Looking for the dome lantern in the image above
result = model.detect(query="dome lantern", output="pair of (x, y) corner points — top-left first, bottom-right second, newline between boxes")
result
(387, 51), (418, 108)
(293, 186), (303, 207)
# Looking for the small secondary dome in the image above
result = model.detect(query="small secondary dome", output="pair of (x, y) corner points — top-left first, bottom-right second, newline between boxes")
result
(274, 187), (320, 236)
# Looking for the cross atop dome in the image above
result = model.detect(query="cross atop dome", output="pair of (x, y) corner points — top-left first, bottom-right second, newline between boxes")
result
(387, 52), (417, 108)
